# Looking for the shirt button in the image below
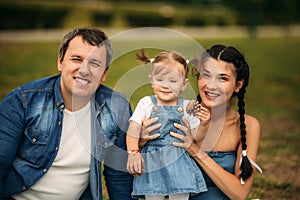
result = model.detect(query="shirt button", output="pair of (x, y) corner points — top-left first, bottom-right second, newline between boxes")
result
(178, 107), (183, 112)
(32, 138), (37, 143)
(60, 104), (65, 109)
(43, 169), (47, 173)
(22, 185), (26, 190)
(55, 147), (59, 151)
(58, 121), (61, 125)
(153, 107), (159, 112)
(104, 141), (108, 146)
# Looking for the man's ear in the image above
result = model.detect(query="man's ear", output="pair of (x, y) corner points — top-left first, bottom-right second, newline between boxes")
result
(101, 69), (109, 82)
(57, 56), (63, 72)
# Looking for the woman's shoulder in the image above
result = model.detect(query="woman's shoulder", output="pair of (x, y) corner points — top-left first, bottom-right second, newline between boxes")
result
(245, 114), (260, 127)
(245, 114), (261, 135)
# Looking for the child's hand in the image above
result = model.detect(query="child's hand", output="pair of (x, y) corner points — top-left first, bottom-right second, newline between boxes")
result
(200, 106), (211, 125)
(194, 105), (211, 126)
(126, 151), (144, 176)
(186, 100), (200, 116)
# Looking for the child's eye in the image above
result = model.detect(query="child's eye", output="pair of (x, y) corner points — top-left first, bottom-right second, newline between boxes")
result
(202, 73), (210, 79)
(170, 80), (177, 83)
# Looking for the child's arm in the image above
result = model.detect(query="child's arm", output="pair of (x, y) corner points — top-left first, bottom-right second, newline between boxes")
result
(126, 121), (144, 176)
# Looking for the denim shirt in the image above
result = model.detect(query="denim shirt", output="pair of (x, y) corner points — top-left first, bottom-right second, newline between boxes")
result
(0, 75), (134, 200)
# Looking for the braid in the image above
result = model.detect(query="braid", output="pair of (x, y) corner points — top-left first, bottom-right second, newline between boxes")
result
(238, 87), (253, 182)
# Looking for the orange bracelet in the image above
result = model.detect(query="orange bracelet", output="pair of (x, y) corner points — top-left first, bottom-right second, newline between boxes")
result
(127, 150), (140, 154)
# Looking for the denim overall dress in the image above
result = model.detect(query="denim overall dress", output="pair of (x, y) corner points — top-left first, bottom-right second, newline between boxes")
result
(132, 96), (207, 196)
(189, 151), (236, 200)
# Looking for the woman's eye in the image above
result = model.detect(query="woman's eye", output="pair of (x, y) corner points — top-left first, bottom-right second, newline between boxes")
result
(218, 76), (229, 81)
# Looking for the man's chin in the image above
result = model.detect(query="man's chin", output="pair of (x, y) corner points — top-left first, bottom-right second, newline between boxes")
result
(72, 91), (94, 101)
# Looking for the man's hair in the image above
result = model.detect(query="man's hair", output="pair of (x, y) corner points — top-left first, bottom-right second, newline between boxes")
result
(58, 27), (112, 69)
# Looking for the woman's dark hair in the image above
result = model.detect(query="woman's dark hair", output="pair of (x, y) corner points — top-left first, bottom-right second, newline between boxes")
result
(193, 44), (253, 182)
(58, 27), (112, 69)
(136, 49), (189, 78)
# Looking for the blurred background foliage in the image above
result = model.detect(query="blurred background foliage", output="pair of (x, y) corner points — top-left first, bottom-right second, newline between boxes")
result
(1, 0), (300, 30)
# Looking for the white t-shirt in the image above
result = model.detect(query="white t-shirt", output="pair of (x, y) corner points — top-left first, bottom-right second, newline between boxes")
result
(13, 101), (92, 200)
(130, 96), (200, 129)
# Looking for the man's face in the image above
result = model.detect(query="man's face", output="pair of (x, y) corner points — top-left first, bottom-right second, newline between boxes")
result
(58, 36), (108, 110)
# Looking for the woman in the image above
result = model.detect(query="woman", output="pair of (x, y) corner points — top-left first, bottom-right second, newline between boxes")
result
(141, 45), (262, 200)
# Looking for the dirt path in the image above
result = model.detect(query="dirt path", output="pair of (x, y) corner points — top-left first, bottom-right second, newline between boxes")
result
(0, 25), (300, 42)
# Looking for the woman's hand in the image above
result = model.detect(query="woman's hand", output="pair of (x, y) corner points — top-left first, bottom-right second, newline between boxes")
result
(170, 118), (193, 149)
(139, 117), (161, 147)
(170, 118), (206, 158)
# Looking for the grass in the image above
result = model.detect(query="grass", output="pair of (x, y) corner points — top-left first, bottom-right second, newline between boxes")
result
(0, 36), (299, 199)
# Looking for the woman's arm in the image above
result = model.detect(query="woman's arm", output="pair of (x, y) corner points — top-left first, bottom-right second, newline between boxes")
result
(171, 116), (261, 200)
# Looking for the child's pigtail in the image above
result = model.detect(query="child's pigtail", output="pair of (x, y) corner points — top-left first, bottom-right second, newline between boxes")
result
(136, 49), (152, 64)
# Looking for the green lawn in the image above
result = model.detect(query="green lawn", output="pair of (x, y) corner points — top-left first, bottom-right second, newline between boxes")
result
(0, 36), (299, 199)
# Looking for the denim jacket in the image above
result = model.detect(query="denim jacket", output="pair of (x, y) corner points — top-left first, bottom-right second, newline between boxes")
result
(0, 75), (134, 200)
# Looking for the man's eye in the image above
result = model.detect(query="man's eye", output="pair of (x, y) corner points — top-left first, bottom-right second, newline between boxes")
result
(90, 62), (101, 67)
(71, 58), (82, 62)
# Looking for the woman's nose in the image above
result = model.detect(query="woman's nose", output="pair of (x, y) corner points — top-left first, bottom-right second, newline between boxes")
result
(205, 78), (217, 90)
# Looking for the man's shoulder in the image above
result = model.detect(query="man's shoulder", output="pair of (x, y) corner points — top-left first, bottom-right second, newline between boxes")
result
(19, 75), (60, 91)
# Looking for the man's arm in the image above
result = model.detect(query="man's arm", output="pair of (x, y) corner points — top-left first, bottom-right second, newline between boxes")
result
(0, 89), (24, 197)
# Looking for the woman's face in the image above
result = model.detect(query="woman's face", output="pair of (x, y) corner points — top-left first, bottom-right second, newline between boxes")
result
(198, 58), (243, 108)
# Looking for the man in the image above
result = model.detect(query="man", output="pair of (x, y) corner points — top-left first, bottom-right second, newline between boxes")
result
(0, 27), (134, 199)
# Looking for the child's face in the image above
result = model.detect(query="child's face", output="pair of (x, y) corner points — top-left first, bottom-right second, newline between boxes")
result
(150, 61), (188, 106)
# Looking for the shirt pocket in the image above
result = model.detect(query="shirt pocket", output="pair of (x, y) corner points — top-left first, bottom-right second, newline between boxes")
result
(18, 127), (49, 166)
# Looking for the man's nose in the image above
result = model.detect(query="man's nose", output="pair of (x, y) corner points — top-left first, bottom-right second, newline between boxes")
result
(78, 60), (89, 75)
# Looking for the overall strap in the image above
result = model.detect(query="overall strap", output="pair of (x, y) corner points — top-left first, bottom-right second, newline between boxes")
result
(150, 95), (157, 106)
(177, 97), (184, 107)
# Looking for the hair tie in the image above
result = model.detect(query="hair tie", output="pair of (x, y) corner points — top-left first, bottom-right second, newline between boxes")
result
(186, 59), (190, 64)
(239, 150), (263, 184)
(149, 58), (155, 63)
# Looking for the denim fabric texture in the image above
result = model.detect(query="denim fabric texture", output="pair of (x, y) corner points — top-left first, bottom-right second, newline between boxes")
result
(132, 96), (207, 196)
(189, 151), (236, 200)
(0, 74), (134, 200)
